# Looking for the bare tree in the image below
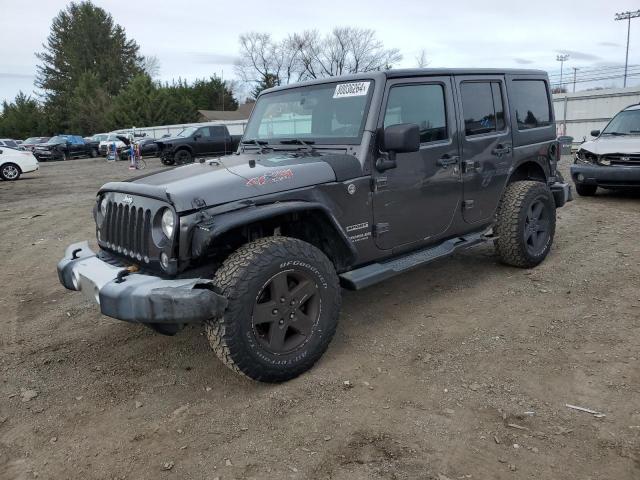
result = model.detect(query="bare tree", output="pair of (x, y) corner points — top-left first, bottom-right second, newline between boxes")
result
(415, 49), (430, 68)
(236, 28), (403, 97)
(142, 55), (161, 79)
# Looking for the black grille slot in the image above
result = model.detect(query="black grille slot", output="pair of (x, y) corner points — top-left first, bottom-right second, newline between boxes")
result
(102, 200), (152, 260)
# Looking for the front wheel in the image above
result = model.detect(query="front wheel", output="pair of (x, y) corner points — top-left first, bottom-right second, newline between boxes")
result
(205, 236), (341, 382)
(0, 163), (21, 181)
(173, 149), (192, 165)
(494, 181), (556, 268)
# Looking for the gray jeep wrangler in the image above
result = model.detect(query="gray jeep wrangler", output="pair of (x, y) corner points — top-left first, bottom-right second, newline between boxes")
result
(58, 69), (571, 382)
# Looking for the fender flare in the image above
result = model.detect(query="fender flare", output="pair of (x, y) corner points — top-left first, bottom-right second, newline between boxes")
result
(191, 201), (357, 264)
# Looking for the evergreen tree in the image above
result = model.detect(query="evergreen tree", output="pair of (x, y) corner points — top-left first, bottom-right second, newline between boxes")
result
(109, 75), (199, 128)
(68, 72), (113, 134)
(0, 92), (46, 139)
(35, 1), (143, 130)
(188, 77), (238, 111)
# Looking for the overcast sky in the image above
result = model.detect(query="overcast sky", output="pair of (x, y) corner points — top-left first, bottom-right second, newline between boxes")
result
(1, 0), (639, 103)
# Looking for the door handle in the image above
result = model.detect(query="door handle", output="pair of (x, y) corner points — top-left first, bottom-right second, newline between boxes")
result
(437, 154), (459, 167)
(492, 144), (512, 156)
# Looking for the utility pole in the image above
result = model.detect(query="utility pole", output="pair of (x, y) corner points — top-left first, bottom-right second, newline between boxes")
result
(615, 10), (640, 88)
(221, 69), (225, 112)
(556, 54), (569, 91)
(572, 67), (579, 93)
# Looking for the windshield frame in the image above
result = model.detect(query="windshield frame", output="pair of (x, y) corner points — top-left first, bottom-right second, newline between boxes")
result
(602, 108), (640, 136)
(243, 79), (376, 146)
(46, 135), (69, 144)
(177, 126), (199, 138)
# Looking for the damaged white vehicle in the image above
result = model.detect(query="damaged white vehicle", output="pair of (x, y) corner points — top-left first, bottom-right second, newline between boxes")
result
(571, 104), (640, 196)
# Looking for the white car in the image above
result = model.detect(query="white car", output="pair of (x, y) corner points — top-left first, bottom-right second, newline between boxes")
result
(0, 146), (39, 181)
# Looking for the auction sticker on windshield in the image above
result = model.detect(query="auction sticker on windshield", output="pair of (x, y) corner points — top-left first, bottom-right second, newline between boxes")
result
(333, 81), (371, 98)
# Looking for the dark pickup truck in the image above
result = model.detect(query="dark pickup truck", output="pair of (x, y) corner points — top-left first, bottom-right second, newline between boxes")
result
(156, 125), (242, 165)
(33, 135), (96, 161)
(58, 69), (571, 383)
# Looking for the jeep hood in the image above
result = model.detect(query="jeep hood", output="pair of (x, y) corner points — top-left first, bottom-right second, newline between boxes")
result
(99, 152), (355, 212)
(579, 136), (640, 155)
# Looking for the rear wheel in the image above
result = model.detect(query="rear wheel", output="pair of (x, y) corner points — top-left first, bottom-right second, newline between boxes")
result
(575, 183), (597, 196)
(495, 181), (556, 268)
(0, 163), (21, 181)
(174, 149), (192, 165)
(205, 236), (341, 382)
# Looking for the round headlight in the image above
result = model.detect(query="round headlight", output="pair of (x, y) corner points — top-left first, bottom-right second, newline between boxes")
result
(161, 208), (175, 238)
(99, 197), (107, 217)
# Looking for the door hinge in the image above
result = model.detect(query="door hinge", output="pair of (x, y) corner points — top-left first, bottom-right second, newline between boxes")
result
(373, 176), (387, 191)
(463, 200), (475, 209)
(374, 223), (390, 236)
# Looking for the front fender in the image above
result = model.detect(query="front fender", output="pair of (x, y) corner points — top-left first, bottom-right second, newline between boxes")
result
(191, 201), (357, 263)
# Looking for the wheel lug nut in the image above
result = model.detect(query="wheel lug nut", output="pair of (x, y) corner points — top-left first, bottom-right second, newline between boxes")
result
(280, 297), (286, 303)
(272, 309), (278, 315)
(289, 313), (294, 319)
(290, 300), (296, 306)
(279, 319), (284, 325)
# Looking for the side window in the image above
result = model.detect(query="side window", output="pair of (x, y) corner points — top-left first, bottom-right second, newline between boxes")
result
(198, 127), (211, 137)
(384, 84), (447, 143)
(460, 81), (506, 136)
(211, 126), (226, 138)
(510, 80), (551, 130)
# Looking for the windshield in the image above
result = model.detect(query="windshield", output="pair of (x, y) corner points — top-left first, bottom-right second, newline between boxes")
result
(24, 137), (45, 144)
(243, 80), (374, 145)
(2, 140), (18, 147)
(177, 126), (198, 137)
(47, 136), (69, 144)
(602, 109), (640, 135)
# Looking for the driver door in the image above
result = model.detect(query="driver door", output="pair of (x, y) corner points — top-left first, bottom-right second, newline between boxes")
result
(372, 77), (462, 250)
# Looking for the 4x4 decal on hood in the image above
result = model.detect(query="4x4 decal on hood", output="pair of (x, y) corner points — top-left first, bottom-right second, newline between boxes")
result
(246, 168), (294, 186)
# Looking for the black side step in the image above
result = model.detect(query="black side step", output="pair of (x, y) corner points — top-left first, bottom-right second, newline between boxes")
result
(339, 231), (488, 290)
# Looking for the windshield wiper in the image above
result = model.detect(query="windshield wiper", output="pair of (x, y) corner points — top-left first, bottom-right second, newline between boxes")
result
(602, 131), (628, 136)
(241, 139), (270, 154)
(279, 138), (316, 152)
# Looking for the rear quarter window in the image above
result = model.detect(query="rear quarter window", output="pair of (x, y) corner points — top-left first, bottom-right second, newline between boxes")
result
(510, 80), (551, 130)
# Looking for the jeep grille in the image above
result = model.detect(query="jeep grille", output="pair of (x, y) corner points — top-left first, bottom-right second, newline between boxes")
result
(102, 201), (152, 260)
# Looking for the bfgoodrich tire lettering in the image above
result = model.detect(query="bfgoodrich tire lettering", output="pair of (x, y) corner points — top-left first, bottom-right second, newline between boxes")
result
(205, 236), (341, 382)
(495, 181), (556, 268)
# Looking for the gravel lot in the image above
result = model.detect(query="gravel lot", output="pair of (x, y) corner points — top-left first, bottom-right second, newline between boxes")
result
(1, 157), (639, 480)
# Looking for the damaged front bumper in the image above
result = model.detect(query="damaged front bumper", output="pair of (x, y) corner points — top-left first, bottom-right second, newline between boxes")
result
(57, 241), (227, 324)
(570, 163), (640, 188)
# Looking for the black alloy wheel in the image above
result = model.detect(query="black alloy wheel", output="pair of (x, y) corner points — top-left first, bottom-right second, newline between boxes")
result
(252, 270), (320, 354)
(524, 198), (550, 257)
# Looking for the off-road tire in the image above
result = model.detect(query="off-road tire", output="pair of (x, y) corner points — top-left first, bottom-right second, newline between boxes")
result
(161, 156), (174, 166)
(495, 180), (556, 268)
(174, 149), (192, 165)
(0, 163), (21, 181)
(575, 183), (597, 197)
(205, 236), (341, 382)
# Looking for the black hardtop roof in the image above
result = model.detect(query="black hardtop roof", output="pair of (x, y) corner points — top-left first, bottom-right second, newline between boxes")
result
(261, 68), (547, 95)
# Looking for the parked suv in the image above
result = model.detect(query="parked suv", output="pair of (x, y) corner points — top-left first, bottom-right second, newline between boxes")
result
(571, 104), (640, 196)
(58, 69), (571, 382)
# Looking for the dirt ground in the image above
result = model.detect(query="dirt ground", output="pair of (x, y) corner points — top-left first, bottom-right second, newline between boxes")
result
(1, 156), (638, 480)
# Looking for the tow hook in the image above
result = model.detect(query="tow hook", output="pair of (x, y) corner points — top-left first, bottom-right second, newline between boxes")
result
(114, 265), (139, 284)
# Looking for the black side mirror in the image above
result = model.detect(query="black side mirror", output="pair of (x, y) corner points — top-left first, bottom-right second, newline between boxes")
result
(590, 130), (600, 137)
(377, 123), (420, 171)
(384, 123), (420, 154)
(193, 134), (202, 140)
